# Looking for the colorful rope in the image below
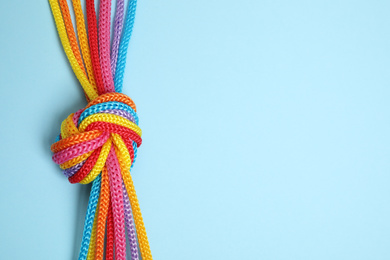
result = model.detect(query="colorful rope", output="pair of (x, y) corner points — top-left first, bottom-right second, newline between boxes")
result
(48, 1), (152, 259)
(115, 0), (138, 93)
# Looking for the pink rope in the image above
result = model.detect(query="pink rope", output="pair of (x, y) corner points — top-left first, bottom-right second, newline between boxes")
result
(106, 147), (127, 260)
(98, 0), (115, 93)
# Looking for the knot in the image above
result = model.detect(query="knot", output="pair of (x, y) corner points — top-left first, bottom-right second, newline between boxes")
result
(51, 92), (142, 184)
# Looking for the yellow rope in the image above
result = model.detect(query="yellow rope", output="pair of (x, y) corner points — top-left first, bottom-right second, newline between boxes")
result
(71, 0), (97, 91)
(79, 114), (142, 136)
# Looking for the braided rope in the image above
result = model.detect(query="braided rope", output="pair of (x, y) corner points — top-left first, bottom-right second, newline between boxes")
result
(71, 0), (97, 91)
(78, 174), (100, 260)
(115, 0), (138, 93)
(48, 0), (153, 259)
(48, 0), (98, 101)
(107, 147), (127, 259)
(106, 202), (115, 260)
(58, 0), (86, 76)
(86, 0), (105, 95)
(123, 181), (139, 259)
(86, 207), (98, 260)
(111, 0), (125, 75)
(95, 167), (110, 260)
(98, 0), (115, 93)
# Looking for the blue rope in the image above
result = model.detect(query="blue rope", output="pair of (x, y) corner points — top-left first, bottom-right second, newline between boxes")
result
(78, 174), (101, 260)
(79, 101), (139, 125)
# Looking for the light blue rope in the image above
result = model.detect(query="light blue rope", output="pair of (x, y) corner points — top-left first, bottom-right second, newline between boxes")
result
(114, 0), (138, 93)
(78, 174), (101, 260)
(79, 101), (139, 125)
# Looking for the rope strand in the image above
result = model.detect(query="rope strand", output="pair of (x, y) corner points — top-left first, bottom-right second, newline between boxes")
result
(98, 0), (115, 93)
(111, 0), (125, 76)
(115, 0), (138, 93)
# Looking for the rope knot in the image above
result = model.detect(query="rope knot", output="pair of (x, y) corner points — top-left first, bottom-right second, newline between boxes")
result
(51, 92), (142, 184)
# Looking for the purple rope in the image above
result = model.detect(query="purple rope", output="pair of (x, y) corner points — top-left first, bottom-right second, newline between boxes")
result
(64, 161), (85, 177)
(111, 0), (125, 76)
(122, 181), (139, 259)
(100, 109), (135, 122)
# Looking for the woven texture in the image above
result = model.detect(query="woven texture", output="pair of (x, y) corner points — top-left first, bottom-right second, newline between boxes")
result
(48, 0), (152, 259)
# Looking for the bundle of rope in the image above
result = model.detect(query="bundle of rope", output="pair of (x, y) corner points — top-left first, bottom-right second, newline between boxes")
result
(48, 1), (152, 259)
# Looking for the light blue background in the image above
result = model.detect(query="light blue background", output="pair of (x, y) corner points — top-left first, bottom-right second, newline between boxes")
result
(0, 0), (389, 259)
